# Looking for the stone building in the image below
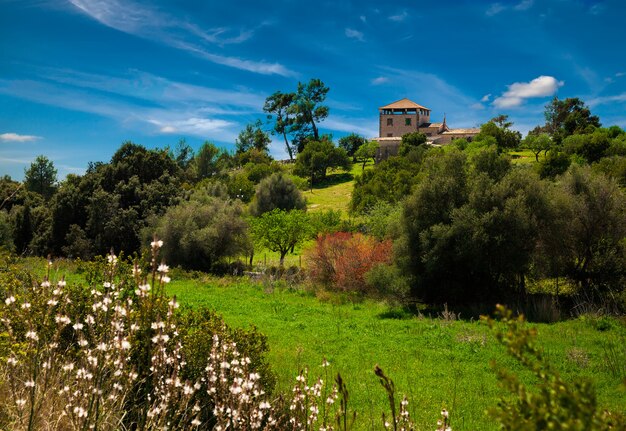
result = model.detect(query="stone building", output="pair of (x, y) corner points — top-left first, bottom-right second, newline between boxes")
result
(376, 98), (480, 160)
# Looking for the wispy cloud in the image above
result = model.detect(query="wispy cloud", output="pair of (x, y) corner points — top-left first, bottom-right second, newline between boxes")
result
(487, 0), (533, 16)
(147, 117), (234, 136)
(0, 69), (265, 141)
(66, 0), (295, 76)
(486, 3), (506, 16)
(0, 132), (42, 142)
(388, 10), (408, 22)
(345, 28), (365, 41)
(359, 15), (367, 23)
(493, 76), (563, 108)
(376, 66), (482, 127)
(587, 92), (626, 107)
(371, 76), (389, 85)
(513, 0), (534, 11)
(481, 94), (492, 102)
(323, 117), (378, 138)
(589, 3), (605, 15)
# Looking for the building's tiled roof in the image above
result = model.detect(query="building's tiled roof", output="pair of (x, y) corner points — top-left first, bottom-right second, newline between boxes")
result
(442, 128), (481, 134)
(380, 98), (430, 110)
(422, 123), (444, 128)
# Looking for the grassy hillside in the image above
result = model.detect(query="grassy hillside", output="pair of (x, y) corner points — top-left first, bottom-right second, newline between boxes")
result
(303, 162), (373, 215)
(168, 277), (626, 431)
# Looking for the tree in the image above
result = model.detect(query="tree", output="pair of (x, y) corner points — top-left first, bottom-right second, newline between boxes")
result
(523, 133), (552, 162)
(557, 167), (626, 296)
(293, 140), (351, 188)
(536, 150), (571, 179)
(194, 141), (222, 180)
(544, 97), (601, 144)
(264, 91), (297, 160)
(354, 140), (379, 171)
(150, 194), (249, 271)
(173, 138), (195, 170)
(249, 173), (306, 217)
(470, 146), (511, 182)
(24, 155), (57, 199)
(350, 156), (420, 214)
(291, 79), (329, 142)
(562, 129), (610, 163)
(250, 209), (310, 267)
(399, 132), (427, 156)
(0, 210), (14, 251)
(236, 120), (271, 155)
(475, 116), (521, 151)
(338, 134), (368, 159)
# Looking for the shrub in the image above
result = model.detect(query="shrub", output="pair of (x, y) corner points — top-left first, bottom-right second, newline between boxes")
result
(148, 194), (249, 271)
(306, 232), (392, 295)
(0, 242), (274, 430)
(249, 172), (306, 217)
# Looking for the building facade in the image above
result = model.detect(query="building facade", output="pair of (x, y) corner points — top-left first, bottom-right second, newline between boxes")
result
(375, 98), (480, 160)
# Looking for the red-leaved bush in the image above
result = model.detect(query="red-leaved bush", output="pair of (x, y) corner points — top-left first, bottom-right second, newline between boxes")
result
(306, 232), (392, 294)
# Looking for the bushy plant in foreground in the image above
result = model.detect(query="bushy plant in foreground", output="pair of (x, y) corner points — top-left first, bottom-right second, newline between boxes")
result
(0, 243), (449, 431)
(0, 242), (273, 430)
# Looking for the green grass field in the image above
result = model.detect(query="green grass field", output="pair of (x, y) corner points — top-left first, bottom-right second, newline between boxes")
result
(167, 277), (626, 431)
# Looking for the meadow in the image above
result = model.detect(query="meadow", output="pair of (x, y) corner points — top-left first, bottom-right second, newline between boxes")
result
(167, 275), (626, 431)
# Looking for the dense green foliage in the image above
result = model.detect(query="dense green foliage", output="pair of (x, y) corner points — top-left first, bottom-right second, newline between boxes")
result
(147, 191), (250, 271)
(249, 173), (306, 217)
(249, 209), (311, 266)
(293, 139), (351, 187)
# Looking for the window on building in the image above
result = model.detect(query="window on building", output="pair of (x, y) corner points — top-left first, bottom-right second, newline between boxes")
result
(405, 118), (411, 126)
(387, 118), (393, 126)
(387, 133), (393, 137)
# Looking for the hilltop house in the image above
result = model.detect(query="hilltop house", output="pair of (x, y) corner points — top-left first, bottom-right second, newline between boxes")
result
(376, 98), (479, 160)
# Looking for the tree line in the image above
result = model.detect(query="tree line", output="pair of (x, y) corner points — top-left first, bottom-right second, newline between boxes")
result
(1, 87), (624, 310)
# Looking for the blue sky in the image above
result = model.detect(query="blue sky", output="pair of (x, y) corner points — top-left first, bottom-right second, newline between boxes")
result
(1, 0), (626, 180)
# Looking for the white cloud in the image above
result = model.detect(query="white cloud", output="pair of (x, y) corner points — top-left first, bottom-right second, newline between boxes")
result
(388, 10), (408, 22)
(470, 103), (485, 110)
(481, 94), (492, 102)
(514, 0), (534, 11)
(67, 0), (295, 77)
(359, 15), (367, 23)
(345, 28), (365, 42)
(493, 76), (564, 108)
(0, 133), (42, 142)
(371, 76), (389, 85)
(160, 126), (176, 133)
(486, 3), (506, 16)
